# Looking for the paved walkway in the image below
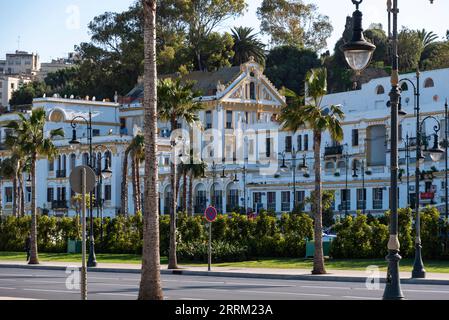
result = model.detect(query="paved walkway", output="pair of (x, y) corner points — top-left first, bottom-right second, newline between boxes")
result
(1, 260), (449, 285)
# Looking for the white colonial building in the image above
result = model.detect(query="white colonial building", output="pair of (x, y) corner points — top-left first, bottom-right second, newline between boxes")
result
(0, 59), (448, 218)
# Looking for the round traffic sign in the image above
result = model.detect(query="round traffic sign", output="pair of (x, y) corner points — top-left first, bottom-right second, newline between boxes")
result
(204, 206), (218, 223)
(69, 165), (96, 194)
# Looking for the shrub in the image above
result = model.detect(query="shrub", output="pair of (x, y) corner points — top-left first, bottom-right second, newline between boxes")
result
(420, 207), (442, 259)
(177, 240), (247, 263)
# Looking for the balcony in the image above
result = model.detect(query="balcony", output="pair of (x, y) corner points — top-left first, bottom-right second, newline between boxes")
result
(324, 145), (343, 157)
(56, 170), (66, 178)
(52, 200), (68, 210)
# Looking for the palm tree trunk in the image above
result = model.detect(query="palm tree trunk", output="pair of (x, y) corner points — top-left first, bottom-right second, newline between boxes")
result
(29, 154), (39, 265)
(19, 171), (25, 216)
(312, 131), (326, 275)
(131, 152), (139, 215)
(121, 149), (130, 216)
(136, 159), (142, 213)
(188, 170), (193, 216)
(168, 150), (178, 269)
(182, 171), (187, 212)
(138, 0), (163, 300)
(13, 170), (18, 217)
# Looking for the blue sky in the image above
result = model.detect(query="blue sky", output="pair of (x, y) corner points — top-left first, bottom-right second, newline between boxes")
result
(1, 0), (448, 62)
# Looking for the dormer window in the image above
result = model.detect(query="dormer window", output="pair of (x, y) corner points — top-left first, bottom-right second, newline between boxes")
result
(376, 85), (385, 95)
(424, 78), (435, 88)
(250, 82), (256, 100)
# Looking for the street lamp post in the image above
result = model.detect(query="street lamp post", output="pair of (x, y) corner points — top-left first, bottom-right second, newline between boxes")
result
(413, 116), (444, 278)
(93, 146), (113, 242)
(69, 111), (97, 268)
(344, 150), (350, 217)
(341, 0), (435, 301)
(279, 148), (303, 212)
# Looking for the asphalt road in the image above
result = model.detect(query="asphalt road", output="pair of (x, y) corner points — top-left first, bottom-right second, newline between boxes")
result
(0, 267), (449, 300)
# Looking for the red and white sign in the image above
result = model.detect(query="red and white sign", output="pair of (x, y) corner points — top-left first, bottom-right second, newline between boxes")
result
(204, 206), (218, 223)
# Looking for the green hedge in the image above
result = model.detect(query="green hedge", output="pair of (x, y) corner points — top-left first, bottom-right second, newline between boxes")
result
(330, 208), (448, 259)
(1, 207), (447, 261)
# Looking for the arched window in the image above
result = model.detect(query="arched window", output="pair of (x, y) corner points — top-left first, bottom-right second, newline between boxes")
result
(424, 78), (435, 88)
(250, 82), (256, 100)
(376, 85), (385, 95)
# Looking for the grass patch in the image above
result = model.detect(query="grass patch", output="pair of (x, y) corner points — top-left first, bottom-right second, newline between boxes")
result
(1, 252), (449, 273)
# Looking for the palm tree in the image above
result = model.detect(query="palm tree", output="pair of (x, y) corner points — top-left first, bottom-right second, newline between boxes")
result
(157, 77), (203, 270)
(121, 134), (144, 216)
(417, 29), (438, 49)
(231, 27), (266, 66)
(4, 136), (26, 217)
(138, 0), (164, 300)
(131, 135), (145, 215)
(279, 68), (344, 275)
(0, 158), (17, 217)
(6, 108), (64, 265)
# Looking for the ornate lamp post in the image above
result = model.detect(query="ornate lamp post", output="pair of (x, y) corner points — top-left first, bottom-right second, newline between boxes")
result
(279, 147), (304, 211)
(93, 145), (113, 242)
(341, 0), (436, 301)
(69, 111), (97, 268)
(412, 117), (444, 278)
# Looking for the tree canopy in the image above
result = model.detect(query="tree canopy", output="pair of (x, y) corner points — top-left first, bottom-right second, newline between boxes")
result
(257, 0), (333, 51)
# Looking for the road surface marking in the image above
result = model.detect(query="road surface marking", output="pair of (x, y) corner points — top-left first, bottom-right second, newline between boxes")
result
(238, 290), (329, 297)
(0, 287), (16, 290)
(97, 293), (137, 297)
(301, 285), (350, 290)
(0, 297), (39, 300)
(343, 296), (380, 300)
(225, 282), (295, 287)
(404, 289), (449, 294)
(23, 288), (79, 294)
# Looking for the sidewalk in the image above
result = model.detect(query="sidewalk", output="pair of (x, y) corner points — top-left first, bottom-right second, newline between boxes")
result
(1, 260), (449, 285)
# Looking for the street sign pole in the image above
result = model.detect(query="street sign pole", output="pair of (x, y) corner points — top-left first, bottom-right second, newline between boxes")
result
(204, 206), (217, 272)
(70, 165), (95, 301)
(81, 168), (87, 301)
(208, 222), (212, 272)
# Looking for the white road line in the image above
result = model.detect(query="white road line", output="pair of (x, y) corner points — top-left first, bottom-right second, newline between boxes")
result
(404, 289), (449, 294)
(24, 280), (62, 284)
(0, 274), (34, 277)
(97, 293), (137, 297)
(0, 287), (16, 290)
(23, 288), (79, 294)
(343, 296), (380, 300)
(225, 282), (295, 287)
(238, 290), (329, 297)
(301, 285), (350, 290)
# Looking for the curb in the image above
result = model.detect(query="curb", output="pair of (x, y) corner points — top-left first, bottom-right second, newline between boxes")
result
(1, 264), (449, 286)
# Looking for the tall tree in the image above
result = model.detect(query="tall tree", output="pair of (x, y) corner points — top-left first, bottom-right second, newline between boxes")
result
(6, 109), (64, 265)
(179, 0), (246, 70)
(157, 77), (203, 269)
(279, 68), (344, 275)
(398, 28), (423, 72)
(265, 46), (321, 95)
(417, 29), (439, 49)
(231, 27), (266, 66)
(257, 0), (333, 51)
(138, 0), (164, 300)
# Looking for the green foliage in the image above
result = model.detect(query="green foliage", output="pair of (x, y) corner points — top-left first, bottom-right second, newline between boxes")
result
(265, 46), (321, 95)
(257, 0), (333, 51)
(3, 208), (446, 261)
(420, 207), (443, 259)
(398, 28), (423, 72)
(9, 81), (48, 107)
(231, 27), (266, 66)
